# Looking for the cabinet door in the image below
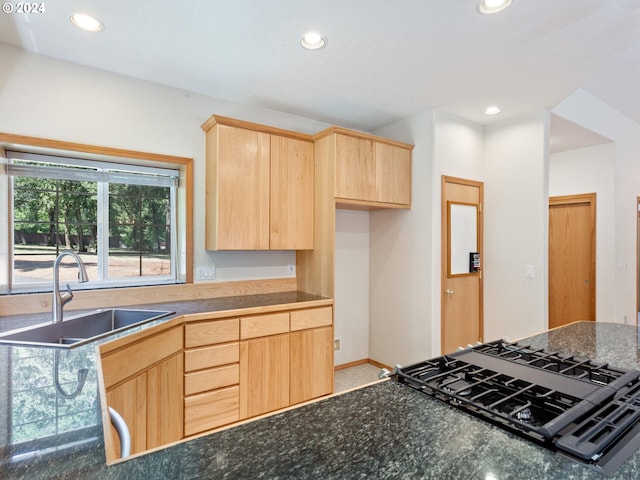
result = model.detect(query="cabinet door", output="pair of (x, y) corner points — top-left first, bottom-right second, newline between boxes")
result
(374, 142), (411, 205)
(146, 353), (184, 450)
(270, 135), (314, 249)
(334, 134), (375, 202)
(101, 325), (183, 461)
(106, 373), (147, 456)
(239, 333), (290, 418)
(106, 352), (183, 457)
(209, 124), (270, 250)
(290, 326), (333, 404)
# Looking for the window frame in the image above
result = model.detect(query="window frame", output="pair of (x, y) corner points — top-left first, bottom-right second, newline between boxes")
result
(0, 133), (194, 294)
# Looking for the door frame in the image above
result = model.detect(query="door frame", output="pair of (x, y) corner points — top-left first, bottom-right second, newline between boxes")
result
(548, 193), (596, 328)
(441, 175), (484, 353)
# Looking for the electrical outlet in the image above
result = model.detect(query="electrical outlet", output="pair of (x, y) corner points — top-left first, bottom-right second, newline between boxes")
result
(334, 338), (341, 351)
(287, 264), (296, 276)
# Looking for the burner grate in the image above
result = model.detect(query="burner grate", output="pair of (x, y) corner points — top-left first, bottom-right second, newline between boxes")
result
(398, 354), (584, 433)
(395, 340), (640, 475)
(473, 340), (628, 386)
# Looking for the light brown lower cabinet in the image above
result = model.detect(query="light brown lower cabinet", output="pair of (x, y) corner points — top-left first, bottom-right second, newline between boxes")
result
(100, 324), (184, 461)
(290, 326), (333, 405)
(145, 354), (184, 449)
(184, 385), (240, 436)
(99, 303), (334, 462)
(239, 333), (290, 418)
(183, 323), (240, 437)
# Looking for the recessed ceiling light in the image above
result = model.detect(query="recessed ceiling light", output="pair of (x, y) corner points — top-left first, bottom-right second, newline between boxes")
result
(478, 0), (512, 14)
(484, 105), (502, 115)
(70, 13), (103, 32)
(301, 32), (327, 50)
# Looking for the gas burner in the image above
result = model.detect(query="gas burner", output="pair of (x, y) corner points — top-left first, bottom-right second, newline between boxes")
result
(514, 407), (534, 423)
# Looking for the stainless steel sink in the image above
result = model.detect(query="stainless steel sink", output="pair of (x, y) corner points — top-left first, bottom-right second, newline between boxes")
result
(0, 309), (174, 348)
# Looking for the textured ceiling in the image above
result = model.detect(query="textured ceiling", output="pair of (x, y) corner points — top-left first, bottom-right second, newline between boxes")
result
(0, 0), (638, 143)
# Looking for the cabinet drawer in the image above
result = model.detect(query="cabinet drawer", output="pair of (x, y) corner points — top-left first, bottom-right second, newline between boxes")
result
(101, 326), (183, 389)
(184, 385), (239, 436)
(184, 343), (239, 372)
(184, 364), (239, 396)
(241, 312), (289, 339)
(185, 318), (239, 348)
(290, 307), (332, 331)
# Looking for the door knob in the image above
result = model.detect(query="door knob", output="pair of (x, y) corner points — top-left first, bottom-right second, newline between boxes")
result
(445, 289), (454, 297)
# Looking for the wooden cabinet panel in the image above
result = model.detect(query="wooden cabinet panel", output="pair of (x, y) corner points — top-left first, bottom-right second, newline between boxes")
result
(184, 385), (240, 436)
(101, 325), (183, 389)
(375, 142), (411, 205)
(105, 352), (183, 457)
(203, 117), (315, 251)
(270, 135), (314, 250)
(106, 374), (147, 456)
(185, 318), (239, 348)
(183, 317), (241, 437)
(332, 131), (412, 209)
(100, 325), (184, 461)
(184, 364), (239, 396)
(184, 343), (239, 372)
(290, 326), (333, 405)
(240, 312), (289, 339)
(206, 124), (271, 250)
(239, 334), (290, 418)
(290, 307), (332, 331)
(334, 134), (375, 202)
(146, 353), (184, 450)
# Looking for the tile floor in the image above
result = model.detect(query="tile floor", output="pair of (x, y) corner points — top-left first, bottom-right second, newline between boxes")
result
(334, 363), (384, 393)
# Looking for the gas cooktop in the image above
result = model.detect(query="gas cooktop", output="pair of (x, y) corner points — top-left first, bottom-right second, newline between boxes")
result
(393, 340), (640, 476)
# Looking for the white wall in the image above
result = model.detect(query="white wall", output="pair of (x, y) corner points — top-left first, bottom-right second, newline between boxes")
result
(369, 110), (435, 366)
(483, 110), (549, 342)
(369, 110), (485, 366)
(334, 209), (369, 365)
(549, 143), (616, 322)
(370, 109), (554, 366)
(0, 44), (331, 286)
(553, 89), (640, 325)
(431, 111), (485, 351)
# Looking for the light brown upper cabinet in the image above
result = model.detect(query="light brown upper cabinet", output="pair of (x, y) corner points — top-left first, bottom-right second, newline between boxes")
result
(316, 128), (412, 209)
(202, 115), (314, 250)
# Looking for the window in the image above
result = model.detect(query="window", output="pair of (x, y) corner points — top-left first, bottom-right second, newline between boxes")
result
(7, 151), (179, 292)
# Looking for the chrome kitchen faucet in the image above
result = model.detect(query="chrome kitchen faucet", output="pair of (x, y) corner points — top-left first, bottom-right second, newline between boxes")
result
(52, 250), (89, 323)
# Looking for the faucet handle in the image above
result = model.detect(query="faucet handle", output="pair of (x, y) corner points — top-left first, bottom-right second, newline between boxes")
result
(62, 283), (74, 304)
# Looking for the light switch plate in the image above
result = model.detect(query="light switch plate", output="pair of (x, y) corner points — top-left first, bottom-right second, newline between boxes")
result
(197, 266), (216, 280)
(525, 265), (534, 278)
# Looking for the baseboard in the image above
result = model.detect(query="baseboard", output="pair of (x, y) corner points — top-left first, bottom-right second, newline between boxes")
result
(335, 358), (391, 371)
(367, 358), (392, 370)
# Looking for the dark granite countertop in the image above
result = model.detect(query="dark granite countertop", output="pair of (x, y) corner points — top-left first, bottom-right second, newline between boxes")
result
(1, 320), (640, 479)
